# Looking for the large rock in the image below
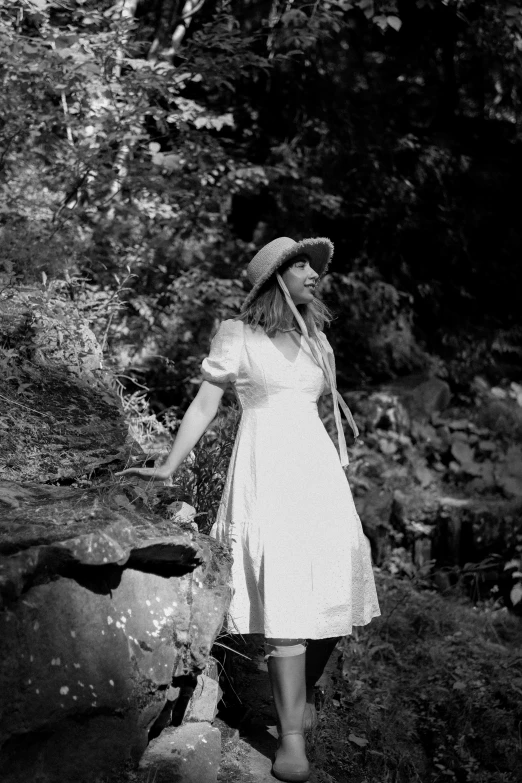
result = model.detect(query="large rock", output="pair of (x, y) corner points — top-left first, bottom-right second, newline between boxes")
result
(138, 723), (221, 783)
(0, 483), (232, 782)
(0, 480), (205, 597)
(185, 674), (222, 723)
(0, 288), (232, 782)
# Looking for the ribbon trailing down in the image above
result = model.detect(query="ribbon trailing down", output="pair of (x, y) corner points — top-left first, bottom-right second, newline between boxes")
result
(276, 273), (359, 468)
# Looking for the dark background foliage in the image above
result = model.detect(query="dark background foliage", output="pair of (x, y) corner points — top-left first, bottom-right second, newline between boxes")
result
(1, 0), (521, 407)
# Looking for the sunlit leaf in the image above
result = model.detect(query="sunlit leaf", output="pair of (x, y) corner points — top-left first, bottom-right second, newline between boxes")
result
(387, 16), (402, 32)
(348, 733), (369, 746)
(510, 583), (522, 606)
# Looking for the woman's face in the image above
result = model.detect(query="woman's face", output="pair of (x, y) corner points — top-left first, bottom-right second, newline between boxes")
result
(280, 254), (319, 305)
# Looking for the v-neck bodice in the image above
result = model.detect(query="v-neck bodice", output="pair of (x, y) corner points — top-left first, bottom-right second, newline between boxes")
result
(264, 331), (303, 365)
(236, 324), (325, 413)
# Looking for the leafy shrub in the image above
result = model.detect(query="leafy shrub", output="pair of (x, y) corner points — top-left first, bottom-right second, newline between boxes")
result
(321, 268), (430, 383)
(120, 387), (240, 535)
(171, 404), (240, 534)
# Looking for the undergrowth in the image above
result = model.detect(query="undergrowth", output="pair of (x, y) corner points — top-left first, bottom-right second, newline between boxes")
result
(310, 572), (522, 783)
(118, 387), (240, 534)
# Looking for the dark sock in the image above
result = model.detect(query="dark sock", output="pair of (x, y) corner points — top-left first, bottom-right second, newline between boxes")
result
(305, 636), (340, 695)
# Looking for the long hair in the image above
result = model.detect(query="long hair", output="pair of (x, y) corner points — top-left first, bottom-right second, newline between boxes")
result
(236, 258), (334, 338)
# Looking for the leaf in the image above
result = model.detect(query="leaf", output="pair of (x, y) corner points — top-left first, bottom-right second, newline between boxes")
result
(125, 59), (152, 70)
(113, 494), (133, 510)
(373, 14), (388, 30)
(54, 34), (79, 49)
(161, 154), (183, 173)
(357, 0), (374, 20)
(505, 446), (522, 477)
(478, 440), (496, 453)
(16, 383), (33, 395)
(497, 474), (522, 498)
(448, 419), (470, 430)
(477, 461), (495, 485)
(491, 387), (507, 399)
(510, 583), (522, 606)
(378, 438), (397, 455)
(27, 0), (50, 12)
(414, 465), (434, 487)
(348, 733), (369, 747)
(452, 681), (466, 691)
(451, 441), (474, 465)
(387, 15), (402, 31)
(281, 9), (308, 26)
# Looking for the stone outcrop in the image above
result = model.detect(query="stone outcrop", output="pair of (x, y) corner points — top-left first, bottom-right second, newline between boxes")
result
(139, 723), (222, 783)
(0, 289), (232, 782)
(0, 487), (231, 782)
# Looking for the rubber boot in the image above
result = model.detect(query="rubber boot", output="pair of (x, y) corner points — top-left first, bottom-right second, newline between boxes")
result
(267, 652), (310, 782)
(303, 637), (340, 732)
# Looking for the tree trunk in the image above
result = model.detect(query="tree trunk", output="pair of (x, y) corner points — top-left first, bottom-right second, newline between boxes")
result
(105, 0), (208, 217)
(104, 0), (140, 219)
(148, 0), (179, 61)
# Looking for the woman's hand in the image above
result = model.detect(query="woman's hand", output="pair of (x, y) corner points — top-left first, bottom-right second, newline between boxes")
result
(114, 464), (172, 482)
(114, 381), (225, 484)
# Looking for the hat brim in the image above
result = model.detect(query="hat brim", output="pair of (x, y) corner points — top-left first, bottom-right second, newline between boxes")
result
(241, 237), (334, 311)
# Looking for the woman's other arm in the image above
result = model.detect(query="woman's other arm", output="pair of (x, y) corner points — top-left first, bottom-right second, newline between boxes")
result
(115, 380), (227, 481)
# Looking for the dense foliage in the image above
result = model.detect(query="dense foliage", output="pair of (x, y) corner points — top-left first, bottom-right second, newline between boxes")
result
(2, 0), (522, 411)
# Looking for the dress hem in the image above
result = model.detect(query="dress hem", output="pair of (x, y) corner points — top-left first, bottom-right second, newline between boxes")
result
(223, 609), (382, 640)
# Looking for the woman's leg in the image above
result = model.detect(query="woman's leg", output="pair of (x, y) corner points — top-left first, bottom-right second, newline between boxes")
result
(265, 638), (309, 781)
(303, 637), (341, 731)
(305, 636), (340, 700)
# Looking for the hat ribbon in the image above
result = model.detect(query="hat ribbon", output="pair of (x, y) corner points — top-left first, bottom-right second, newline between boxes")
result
(276, 274), (359, 468)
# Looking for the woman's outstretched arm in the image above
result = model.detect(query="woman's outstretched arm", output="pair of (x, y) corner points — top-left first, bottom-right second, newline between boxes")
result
(115, 380), (227, 481)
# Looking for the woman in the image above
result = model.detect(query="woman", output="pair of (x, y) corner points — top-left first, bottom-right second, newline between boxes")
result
(117, 236), (380, 783)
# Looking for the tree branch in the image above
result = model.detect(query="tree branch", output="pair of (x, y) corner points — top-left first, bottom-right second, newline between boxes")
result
(61, 90), (74, 144)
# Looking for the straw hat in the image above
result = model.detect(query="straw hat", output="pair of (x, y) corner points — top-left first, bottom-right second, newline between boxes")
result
(241, 236), (334, 311)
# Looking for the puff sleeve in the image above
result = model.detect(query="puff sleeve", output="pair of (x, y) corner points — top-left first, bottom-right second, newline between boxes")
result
(201, 319), (244, 386)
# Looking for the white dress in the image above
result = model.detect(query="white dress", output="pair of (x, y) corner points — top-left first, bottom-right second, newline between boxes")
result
(201, 319), (380, 639)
